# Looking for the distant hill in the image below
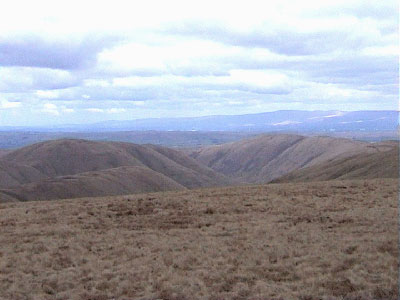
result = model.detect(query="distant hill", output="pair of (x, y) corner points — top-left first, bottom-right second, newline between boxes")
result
(0, 110), (397, 133)
(272, 146), (399, 183)
(188, 134), (393, 183)
(0, 131), (258, 149)
(0, 166), (185, 202)
(1, 139), (231, 187)
(2, 139), (144, 177)
(60, 110), (400, 132)
(0, 149), (10, 157)
(0, 160), (47, 188)
(1, 135), (396, 202)
(0, 139), (232, 201)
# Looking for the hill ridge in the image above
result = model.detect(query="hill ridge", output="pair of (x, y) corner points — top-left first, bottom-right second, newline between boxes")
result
(0, 139), (231, 202)
(188, 134), (395, 183)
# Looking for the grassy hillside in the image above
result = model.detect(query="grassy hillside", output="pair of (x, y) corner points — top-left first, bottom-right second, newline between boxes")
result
(0, 149), (10, 157)
(0, 166), (185, 202)
(0, 160), (47, 189)
(0, 139), (232, 201)
(273, 146), (399, 183)
(1, 136), (396, 202)
(2, 139), (231, 186)
(188, 134), (388, 183)
(0, 179), (397, 299)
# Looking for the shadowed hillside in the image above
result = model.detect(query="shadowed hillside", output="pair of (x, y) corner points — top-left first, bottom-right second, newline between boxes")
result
(188, 134), (394, 183)
(0, 139), (231, 201)
(2, 139), (146, 177)
(273, 146), (399, 183)
(1, 136), (396, 202)
(0, 166), (185, 202)
(0, 161), (47, 189)
(0, 149), (10, 157)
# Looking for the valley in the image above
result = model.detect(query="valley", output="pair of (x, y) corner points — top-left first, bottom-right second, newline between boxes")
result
(0, 139), (231, 202)
(0, 134), (397, 202)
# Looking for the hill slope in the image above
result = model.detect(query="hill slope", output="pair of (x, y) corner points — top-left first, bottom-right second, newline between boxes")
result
(0, 166), (185, 202)
(1, 139), (145, 177)
(273, 146), (399, 183)
(0, 161), (47, 189)
(188, 134), (392, 183)
(0, 149), (10, 157)
(0, 179), (397, 299)
(0, 139), (232, 201)
(0, 139), (231, 188)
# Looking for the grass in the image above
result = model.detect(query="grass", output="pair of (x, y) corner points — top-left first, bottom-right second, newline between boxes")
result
(0, 179), (398, 299)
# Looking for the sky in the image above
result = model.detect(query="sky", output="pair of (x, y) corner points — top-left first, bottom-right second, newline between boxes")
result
(0, 0), (398, 126)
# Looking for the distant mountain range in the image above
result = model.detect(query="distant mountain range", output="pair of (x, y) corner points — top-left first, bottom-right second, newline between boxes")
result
(1, 110), (398, 132)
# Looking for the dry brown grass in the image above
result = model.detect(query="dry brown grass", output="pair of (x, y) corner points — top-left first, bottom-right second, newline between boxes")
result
(274, 147), (398, 183)
(0, 139), (232, 198)
(188, 134), (388, 183)
(0, 179), (398, 300)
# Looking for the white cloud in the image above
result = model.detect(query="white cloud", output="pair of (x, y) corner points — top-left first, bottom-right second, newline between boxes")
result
(86, 108), (104, 113)
(83, 79), (111, 88)
(107, 108), (126, 114)
(36, 90), (59, 99)
(61, 106), (74, 113)
(0, 100), (21, 109)
(0, 0), (397, 125)
(112, 70), (291, 95)
(42, 103), (59, 115)
(362, 45), (399, 56)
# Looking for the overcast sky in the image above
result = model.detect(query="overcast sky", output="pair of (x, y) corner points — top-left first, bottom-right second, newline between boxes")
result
(0, 0), (398, 126)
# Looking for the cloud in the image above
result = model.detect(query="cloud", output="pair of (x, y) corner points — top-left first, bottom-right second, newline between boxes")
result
(107, 108), (126, 114)
(86, 108), (104, 113)
(0, 0), (397, 126)
(42, 103), (59, 115)
(0, 100), (21, 109)
(0, 67), (81, 92)
(61, 106), (74, 113)
(36, 90), (60, 99)
(0, 35), (121, 70)
(164, 13), (390, 56)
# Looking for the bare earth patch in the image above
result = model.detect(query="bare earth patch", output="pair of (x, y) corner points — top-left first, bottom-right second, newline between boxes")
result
(0, 179), (398, 300)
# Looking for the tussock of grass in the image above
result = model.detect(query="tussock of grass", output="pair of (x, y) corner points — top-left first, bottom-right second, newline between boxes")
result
(0, 179), (398, 299)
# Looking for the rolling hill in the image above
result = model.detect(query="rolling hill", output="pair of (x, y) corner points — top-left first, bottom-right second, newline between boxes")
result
(0, 160), (48, 189)
(0, 139), (232, 201)
(188, 134), (395, 183)
(2, 139), (145, 177)
(0, 149), (10, 157)
(272, 146), (399, 183)
(0, 166), (185, 202)
(0, 135), (396, 202)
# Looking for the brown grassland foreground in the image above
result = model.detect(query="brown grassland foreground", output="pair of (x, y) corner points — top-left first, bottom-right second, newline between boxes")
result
(0, 179), (398, 300)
